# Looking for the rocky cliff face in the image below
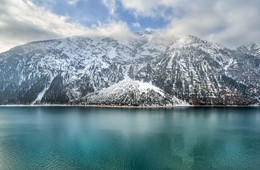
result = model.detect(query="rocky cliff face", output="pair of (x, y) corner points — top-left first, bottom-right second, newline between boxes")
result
(0, 32), (259, 106)
(135, 35), (260, 105)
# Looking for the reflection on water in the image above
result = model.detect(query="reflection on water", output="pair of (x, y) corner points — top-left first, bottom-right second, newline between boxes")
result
(0, 107), (260, 169)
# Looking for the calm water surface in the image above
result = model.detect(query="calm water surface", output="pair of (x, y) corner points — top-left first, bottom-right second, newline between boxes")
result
(0, 107), (260, 169)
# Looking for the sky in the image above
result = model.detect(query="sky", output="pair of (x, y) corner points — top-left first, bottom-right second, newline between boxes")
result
(0, 0), (259, 52)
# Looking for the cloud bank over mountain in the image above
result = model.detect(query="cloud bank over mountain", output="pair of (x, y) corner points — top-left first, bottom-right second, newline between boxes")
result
(0, 0), (133, 52)
(0, 0), (259, 52)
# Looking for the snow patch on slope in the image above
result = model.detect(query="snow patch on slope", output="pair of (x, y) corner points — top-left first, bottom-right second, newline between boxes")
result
(79, 80), (188, 106)
(31, 76), (55, 105)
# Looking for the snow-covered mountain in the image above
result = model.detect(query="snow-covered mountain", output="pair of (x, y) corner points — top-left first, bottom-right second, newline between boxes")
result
(238, 43), (260, 58)
(136, 35), (260, 105)
(0, 35), (165, 104)
(0, 32), (259, 106)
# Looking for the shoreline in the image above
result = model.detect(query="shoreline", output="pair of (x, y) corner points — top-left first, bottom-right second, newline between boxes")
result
(0, 104), (259, 108)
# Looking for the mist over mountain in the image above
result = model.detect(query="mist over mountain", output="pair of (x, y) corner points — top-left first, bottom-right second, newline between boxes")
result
(0, 32), (259, 106)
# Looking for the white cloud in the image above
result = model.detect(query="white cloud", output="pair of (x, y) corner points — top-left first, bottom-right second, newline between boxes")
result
(118, 0), (260, 48)
(132, 22), (140, 28)
(0, 0), (88, 52)
(102, 0), (117, 16)
(0, 0), (259, 52)
(67, 0), (79, 5)
(0, 0), (134, 52)
(92, 21), (135, 40)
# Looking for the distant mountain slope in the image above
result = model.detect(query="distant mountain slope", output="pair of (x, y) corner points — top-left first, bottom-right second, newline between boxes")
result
(0, 32), (259, 106)
(238, 43), (260, 58)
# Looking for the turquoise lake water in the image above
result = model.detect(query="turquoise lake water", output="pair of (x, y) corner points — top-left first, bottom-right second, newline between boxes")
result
(0, 107), (260, 169)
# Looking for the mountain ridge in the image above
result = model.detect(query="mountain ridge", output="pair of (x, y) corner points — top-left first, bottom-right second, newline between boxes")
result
(0, 33), (259, 106)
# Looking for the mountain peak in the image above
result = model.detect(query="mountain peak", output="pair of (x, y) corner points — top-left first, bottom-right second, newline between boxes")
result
(248, 42), (260, 50)
(238, 42), (260, 57)
(166, 34), (225, 54)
